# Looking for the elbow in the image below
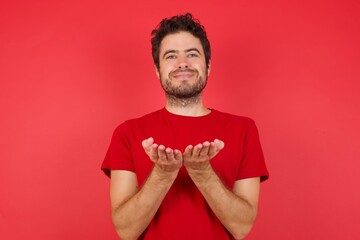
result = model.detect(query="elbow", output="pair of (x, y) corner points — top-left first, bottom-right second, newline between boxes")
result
(231, 210), (257, 240)
(114, 229), (134, 240)
(112, 215), (138, 240)
(233, 222), (256, 240)
(112, 219), (126, 239)
(232, 224), (254, 240)
(113, 223), (137, 240)
(234, 235), (246, 240)
(233, 231), (250, 240)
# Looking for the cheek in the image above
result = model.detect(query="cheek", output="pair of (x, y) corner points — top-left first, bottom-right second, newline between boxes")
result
(158, 69), (169, 80)
(194, 63), (207, 74)
(159, 65), (173, 76)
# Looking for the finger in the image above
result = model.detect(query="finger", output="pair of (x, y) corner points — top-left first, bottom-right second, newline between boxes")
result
(165, 147), (174, 160)
(142, 137), (154, 148)
(208, 142), (216, 158)
(214, 139), (225, 150)
(149, 144), (159, 161)
(142, 137), (154, 153)
(174, 149), (183, 162)
(158, 145), (167, 160)
(183, 145), (193, 161)
(192, 144), (203, 157)
(209, 139), (225, 159)
(200, 141), (210, 156)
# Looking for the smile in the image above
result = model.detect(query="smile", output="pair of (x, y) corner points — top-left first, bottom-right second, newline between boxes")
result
(171, 70), (197, 79)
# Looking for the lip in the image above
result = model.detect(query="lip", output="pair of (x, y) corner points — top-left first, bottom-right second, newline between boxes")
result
(171, 70), (196, 79)
(173, 72), (194, 78)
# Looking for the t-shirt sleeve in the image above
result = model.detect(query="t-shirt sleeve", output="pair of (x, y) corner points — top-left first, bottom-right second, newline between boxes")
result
(237, 119), (269, 182)
(101, 121), (135, 177)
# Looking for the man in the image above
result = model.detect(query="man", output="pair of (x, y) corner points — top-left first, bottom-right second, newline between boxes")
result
(102, 13), (269, 240)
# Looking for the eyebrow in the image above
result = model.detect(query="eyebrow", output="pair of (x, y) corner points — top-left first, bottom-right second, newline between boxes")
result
(162, 48), (201, 59)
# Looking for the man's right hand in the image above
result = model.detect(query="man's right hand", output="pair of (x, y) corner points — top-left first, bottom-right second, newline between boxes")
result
(142, 137), (183, 178)
(111, 137), (183, 240)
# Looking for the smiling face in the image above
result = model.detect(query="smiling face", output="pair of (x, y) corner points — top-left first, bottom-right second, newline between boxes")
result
(156, 31), (210, 99)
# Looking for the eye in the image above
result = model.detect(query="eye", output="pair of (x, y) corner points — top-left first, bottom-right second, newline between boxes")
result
(165, 55), (176, 59)
(188, 53), (199, 58)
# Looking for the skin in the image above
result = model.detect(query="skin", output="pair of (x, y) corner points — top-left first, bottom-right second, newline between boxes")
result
(110, 31), (261, 240)
(156, 31), (210, 115)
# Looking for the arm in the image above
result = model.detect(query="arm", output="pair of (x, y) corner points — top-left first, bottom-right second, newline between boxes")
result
(110, 138), (182, 240)
(183, 141), (260, 240)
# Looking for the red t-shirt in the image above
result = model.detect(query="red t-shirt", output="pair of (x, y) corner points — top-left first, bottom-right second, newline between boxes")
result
(102, 108), (269, 239)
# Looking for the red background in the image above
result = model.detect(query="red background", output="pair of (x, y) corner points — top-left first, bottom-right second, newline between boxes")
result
(1, 0), (359, 239)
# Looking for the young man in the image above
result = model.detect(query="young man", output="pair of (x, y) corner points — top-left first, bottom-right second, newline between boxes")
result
(102, 13), (269, 240)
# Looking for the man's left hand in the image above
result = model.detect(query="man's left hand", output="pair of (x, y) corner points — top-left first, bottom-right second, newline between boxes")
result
(183, 139), (225, 175)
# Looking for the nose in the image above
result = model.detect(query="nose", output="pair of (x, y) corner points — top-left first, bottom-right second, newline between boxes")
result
(177, 55), (189, 69)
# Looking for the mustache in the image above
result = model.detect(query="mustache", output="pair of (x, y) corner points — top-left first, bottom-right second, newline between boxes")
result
(169, 68), (198, 76)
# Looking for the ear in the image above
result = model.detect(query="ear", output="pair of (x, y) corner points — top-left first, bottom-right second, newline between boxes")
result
(155, 65), (160, 79)
(207, 60), (211, 76)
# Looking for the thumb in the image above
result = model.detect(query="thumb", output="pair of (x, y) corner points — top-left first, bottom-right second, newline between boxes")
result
(142, 137), (154, 151)
(214, 139), (225, 151)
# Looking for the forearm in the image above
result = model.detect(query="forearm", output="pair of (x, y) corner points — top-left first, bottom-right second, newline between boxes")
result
(112, 167), (176, 240)
(188, 166), (257, 240)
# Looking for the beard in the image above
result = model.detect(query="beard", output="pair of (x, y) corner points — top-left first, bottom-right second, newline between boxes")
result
(160, 68), (208, 99)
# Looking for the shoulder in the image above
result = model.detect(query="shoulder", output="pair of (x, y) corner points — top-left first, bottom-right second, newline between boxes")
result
(211, 109), (256, 127)
(113, 109), (163, 133)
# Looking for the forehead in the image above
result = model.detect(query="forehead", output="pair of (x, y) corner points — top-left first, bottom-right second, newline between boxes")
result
(159, 31), (204, 54)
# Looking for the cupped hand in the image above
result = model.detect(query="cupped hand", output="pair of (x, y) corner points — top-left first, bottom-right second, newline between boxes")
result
(183, 139), (225, 172)
(142, 137), (183, 175)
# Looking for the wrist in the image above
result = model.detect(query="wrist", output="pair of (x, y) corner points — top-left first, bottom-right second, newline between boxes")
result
(186, 164), (214, 184)
(152, 165), (179, 184)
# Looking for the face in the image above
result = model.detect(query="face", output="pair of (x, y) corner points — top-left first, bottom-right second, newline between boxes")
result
(156, 31), (210, 99)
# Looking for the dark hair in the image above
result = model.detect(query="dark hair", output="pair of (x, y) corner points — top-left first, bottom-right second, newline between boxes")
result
(151, 13), (211, 70)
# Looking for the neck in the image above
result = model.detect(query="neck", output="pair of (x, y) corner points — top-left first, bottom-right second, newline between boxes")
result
(165, 94), (210, 116)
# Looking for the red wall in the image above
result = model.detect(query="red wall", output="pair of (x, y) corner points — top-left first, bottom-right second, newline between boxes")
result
(1, 0), (359, 239)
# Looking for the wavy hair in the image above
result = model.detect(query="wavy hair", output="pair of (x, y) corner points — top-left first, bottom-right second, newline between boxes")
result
(151, 13), (211, 70)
